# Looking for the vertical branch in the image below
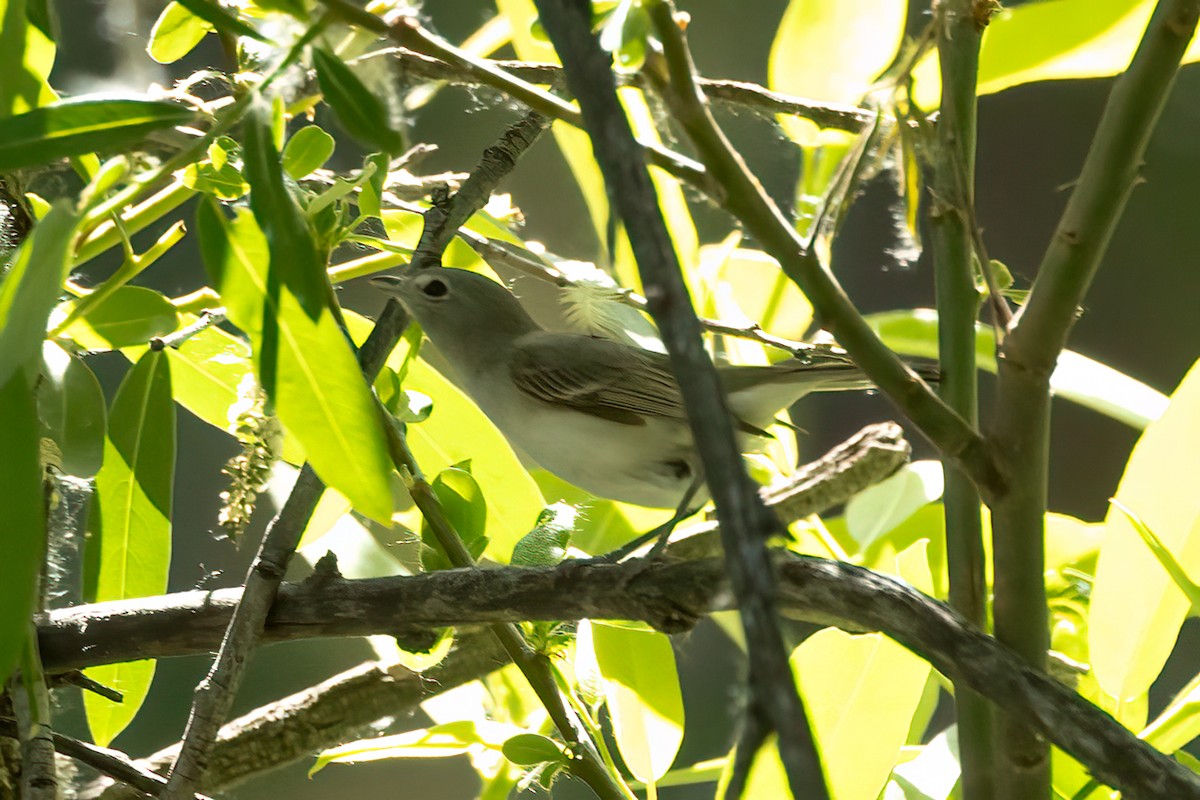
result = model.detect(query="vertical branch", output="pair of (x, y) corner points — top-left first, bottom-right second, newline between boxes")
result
(987, 1), (1200, 796)
(530, 1), (830, 797)
(929, 2), (995, 797)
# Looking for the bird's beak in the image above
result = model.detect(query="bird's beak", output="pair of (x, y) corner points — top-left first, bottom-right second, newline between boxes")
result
(369, 274), (408, 295)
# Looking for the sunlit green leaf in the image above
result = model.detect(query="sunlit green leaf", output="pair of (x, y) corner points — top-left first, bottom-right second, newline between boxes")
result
(182, 159), (249, 200)
(197, 203), (393, 522)
(866, 309), (1169, 429)
(58, 286), (180, 351)
(84, 349), (174, 746)
(588, 620), (684, 784)
(1090, 359), (1200, 703)
(241, 101), (331, 321)
(39, 341), (106, 478)
(0, 202), (77, 386)
(422, 466), (488, 569)
(793, 541), (933, 800)
(888, 727), (961, 800)
(312, 47), (405, 155)
(173, 0), (268, 43)
(311, 720), (525, 774)
(282, 124), (335, 179)
(844, 460), (944, 550)
(147, 1), (213, 64)
(769, 0), (907, 145)
(0, 97), (191, 172)
(510, 503), (575, 566)
(501, 733), (566, 766)
(0, 370), (45, 685)
(0, 0), (57, 116)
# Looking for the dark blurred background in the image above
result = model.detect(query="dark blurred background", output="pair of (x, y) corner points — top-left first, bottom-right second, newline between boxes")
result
(44, 0), (1200, 797)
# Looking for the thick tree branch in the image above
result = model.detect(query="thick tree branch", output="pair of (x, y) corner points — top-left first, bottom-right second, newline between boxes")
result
(33, 553), (1200, 799)
(530, 1), (828, 797)
(83, 632), (506, 800)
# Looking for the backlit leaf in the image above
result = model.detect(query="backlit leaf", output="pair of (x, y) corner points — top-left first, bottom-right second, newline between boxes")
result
(39, 342), (106, 478)
(589, 620), (684, 783)
(282, 124), (335, 179)
(1090, 359), (1200, 702)
(198, 203), (393, 522)
(0, 371), (45, 685)
(58, 286), (180, 351)
(84, 349), (175, 746)
(0, 0), (57, 116)
(147, 1), (213, 64)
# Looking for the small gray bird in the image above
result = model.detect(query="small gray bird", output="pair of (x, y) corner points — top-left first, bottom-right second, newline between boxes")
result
(372, 268), (911, 510)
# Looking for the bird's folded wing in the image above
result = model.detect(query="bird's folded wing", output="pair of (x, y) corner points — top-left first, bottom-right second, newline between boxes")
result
(509, 332), (685, 425)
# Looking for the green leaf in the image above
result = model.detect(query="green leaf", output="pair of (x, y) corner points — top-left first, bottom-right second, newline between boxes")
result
(769, 0), (907, 145)
(58, 286), (180, 351)
(511, 503), (575, 566)
(242, 101), (331, 320)
(502, 733), (566, 766)
(402, 358), (545, 562)
(173, 0), (268, 43)
(422, 467), (488, 570)
(587, 620), (684, 783)
(311, 720), (525, 774)
(0, 370), (46, 685)
(866, 309), (1169, 429)
(0, 97), (192, 172)
(792, 542), (933, 800)
(888, 727), (961, 800)
(0, 202), (78, 386)
(312, 48), (405, 155)
(357, 152), (388, 220)
(84, 349), (175, 746)
(39, 342), (106, 478)
(0, 0), (57, 116)
(182, 159), (249, 200)
(282, 124), (335, 179)
(198, 204), (394, 522)
(844, 460), (944, 550)
(147, 1), (213, 64)
(1090, 359), (1200, 703)
(1111, 499), (1200, 607)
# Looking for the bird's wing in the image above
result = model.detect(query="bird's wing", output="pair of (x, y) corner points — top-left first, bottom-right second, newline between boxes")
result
(509, 332), (685, 426)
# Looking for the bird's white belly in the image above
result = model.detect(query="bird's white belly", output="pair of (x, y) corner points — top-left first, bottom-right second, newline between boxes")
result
(470, 385), (697, 509)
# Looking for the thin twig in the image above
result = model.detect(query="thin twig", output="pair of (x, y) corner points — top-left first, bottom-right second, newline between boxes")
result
(0, 718), (211, 800)
(530, 1), (829, 797)
(149, 309), (227, 351)
(371, 45), (882, 131)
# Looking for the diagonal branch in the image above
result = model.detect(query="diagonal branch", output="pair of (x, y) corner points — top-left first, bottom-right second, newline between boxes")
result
(1003, 0), (1200, 378)
(529, 1), (829, 797)
(644, 0), (1002, 500)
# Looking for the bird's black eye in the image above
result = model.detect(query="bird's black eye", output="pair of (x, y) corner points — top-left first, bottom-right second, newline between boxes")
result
(421, 278), (448, 298)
